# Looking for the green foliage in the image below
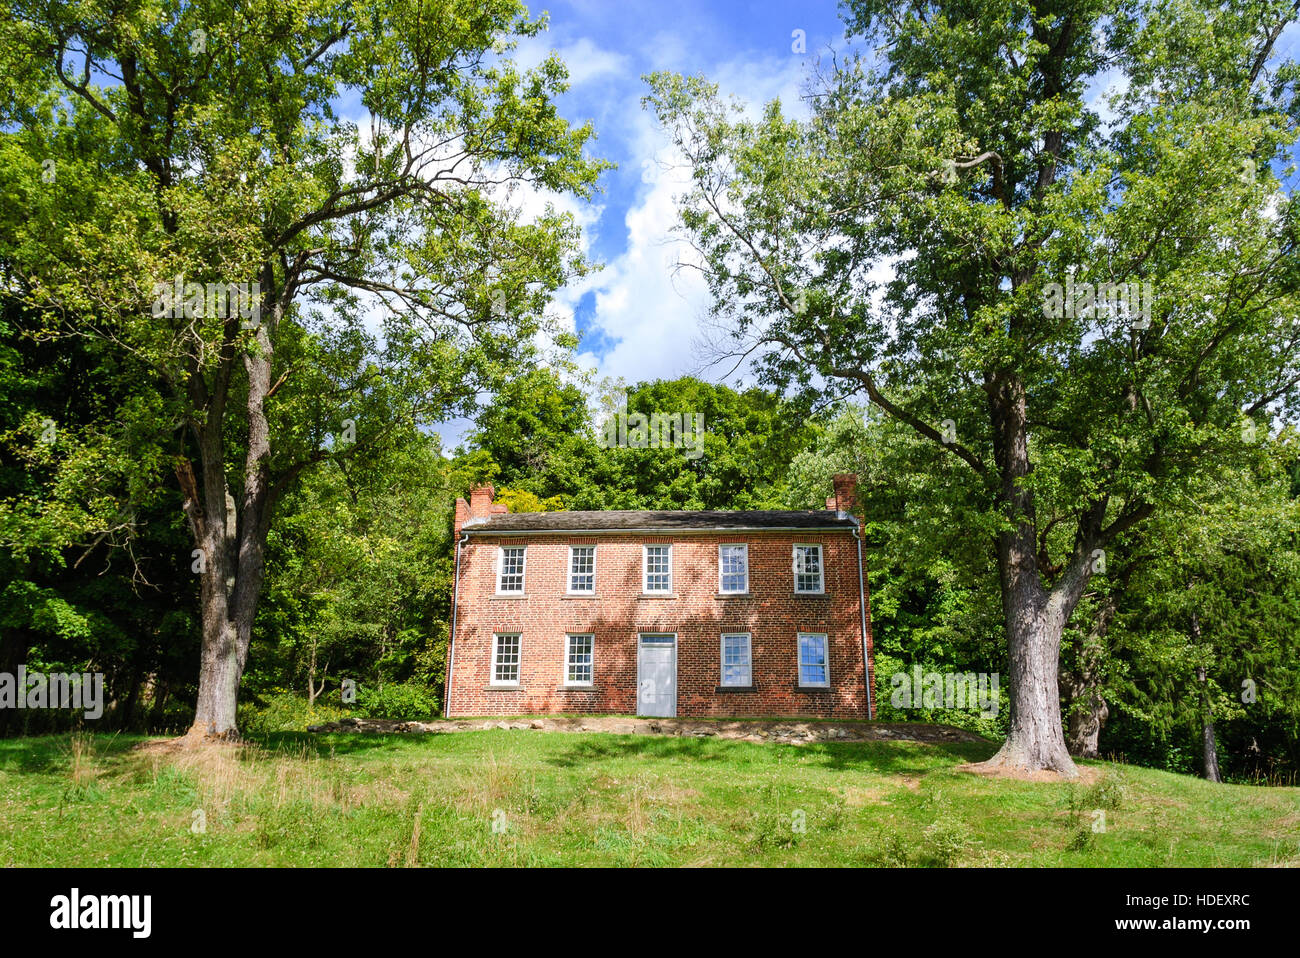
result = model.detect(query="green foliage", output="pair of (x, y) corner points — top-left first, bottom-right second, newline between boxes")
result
(462, 373), (817, 510)
(0, 0), (609, 731)
(494, 488), (567, 513)
(249, 431), (454, 704)
(1063, 772), (1128, 852)
(237, 692), (349, 735)
(354, 682), (441, 722)
(1106, 439), (1300, 779)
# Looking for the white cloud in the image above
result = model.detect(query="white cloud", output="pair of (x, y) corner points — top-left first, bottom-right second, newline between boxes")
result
(512, 34), (630, 88)
(569, 52), (812, 391)
(557, 37), (631, 87)
(575, 119), (711, 384)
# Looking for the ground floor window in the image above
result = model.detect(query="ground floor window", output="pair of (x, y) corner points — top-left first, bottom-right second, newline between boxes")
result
(798, 632), (829, 687)
(721, 632), (752, 686)
(566, 633), (594, 686)
(491, 633), (521, 685)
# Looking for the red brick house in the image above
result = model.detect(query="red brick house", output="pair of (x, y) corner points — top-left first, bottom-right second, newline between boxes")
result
(444, 475), (874, 719)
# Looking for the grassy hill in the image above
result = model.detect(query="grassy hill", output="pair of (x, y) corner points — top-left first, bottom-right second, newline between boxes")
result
(0, 729), (1296, 867)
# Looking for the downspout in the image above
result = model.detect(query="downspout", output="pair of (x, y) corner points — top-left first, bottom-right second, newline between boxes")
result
(443, 532), (468, 718)
(851, 521), (874, 719)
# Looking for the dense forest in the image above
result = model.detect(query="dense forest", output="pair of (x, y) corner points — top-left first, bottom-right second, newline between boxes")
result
(2, 0), (1299, 786)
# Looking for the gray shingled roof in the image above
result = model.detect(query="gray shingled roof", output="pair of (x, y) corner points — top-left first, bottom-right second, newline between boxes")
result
(463, 509), (858, 533)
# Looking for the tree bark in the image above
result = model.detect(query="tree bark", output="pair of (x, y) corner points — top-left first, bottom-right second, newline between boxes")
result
(306, 644), (327, 708)
(0, 626), (32, 735)
(1200, 681), (1222, 782)
(1192, 611), (1222, 782)
(117, 667), (143, 732)
(982, 552), (1081, 776)
(977, 372), (1082, 777)
(1063, 595), (1115, 758)
(181, 276), (279, 739)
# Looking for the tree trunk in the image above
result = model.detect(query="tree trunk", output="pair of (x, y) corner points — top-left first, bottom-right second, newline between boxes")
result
(1190, 612), (1221, 782)
(1200, 690), (1222, 782)
(181, 276), (278, 740)
(193, 626), (242, 735)
(306, 644), (326, 708)
(982, 557), (1080, 776)
(117, 667), (143, 732)
(1065, 676), (1109, 759)
(1063, 595), (1114, 758)
(977, 372), (1082, 777)
(0, 626), (32, 735)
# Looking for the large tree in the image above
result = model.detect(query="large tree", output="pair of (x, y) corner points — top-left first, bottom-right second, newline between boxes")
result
(2, 0), (605, 735)
(647, 0), (1300, 774)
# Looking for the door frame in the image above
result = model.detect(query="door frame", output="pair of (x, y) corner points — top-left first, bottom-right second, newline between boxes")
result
(636, 631), (678, 717)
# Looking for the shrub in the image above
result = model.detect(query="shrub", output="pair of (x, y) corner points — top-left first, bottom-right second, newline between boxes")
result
(1061, 772), (1126, 852)
(923, 819), (979, 867)
(238, 691), (348, 734)
(355, 682), (440, 721)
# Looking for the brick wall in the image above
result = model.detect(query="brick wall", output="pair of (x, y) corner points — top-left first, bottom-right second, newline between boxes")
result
(446, 529), (875, 719)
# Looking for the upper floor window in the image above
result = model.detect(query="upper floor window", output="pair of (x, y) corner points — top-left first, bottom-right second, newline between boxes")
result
(721, 632), (752, 687)
(565, 633), (594, 686)
(798, 632), (829, 687)
(568, 546), (595, 594)
(793, 544), (824, 594)
(718, 544), (749, 593)
(497, 546), (526, 594)
(491, 633), (521, 685)
(643, 544), (672, 593)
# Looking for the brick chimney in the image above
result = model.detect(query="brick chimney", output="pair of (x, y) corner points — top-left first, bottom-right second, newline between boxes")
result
(454, 483), (498, 537)
(469, 484), (495, 518)
(832, 473), (858, 514)
(453, 497), (470, 538)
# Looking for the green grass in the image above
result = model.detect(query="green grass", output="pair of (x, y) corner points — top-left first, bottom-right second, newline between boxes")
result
(0, 729), (1296, 867)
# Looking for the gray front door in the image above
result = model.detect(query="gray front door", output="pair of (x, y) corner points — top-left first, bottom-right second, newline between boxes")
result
(637, 633), (677, 717)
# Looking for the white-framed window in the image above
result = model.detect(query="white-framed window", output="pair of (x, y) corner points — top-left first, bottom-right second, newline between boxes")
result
(491, 633), (521, 685)
(793, 543), (824, 594)
(565, 633), (594, 686)
(718, 543), (749, 593)
(720, 632), (752, 687)
(797, 632), (829, 687)
(496, 546), (526, 594)
(643, 544), (672, 593)
(568, 545), (595, 594)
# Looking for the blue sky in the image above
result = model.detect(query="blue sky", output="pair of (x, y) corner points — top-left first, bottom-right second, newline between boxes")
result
(505, 1), (850, 386)
(520, 0), (846, 263)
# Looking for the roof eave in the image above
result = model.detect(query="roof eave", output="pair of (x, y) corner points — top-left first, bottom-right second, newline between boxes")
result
(462, 521), (859, 536)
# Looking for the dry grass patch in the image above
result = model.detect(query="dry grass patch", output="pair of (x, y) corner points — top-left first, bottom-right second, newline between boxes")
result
(65, 732), (102, 792)
(344, 778), (409, 809)
(834, 785), (890, 806)
(646, 781), (702, 805)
